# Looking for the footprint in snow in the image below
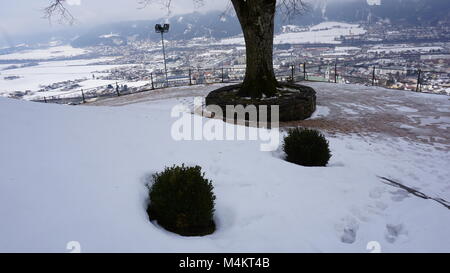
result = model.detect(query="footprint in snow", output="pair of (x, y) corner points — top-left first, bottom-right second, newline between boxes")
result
(337, 216), (359, 244)
(390, 189), (410, 202)
(341, 227), (358, 244)
(369, 187), (386, 199)
(385, 223), (408, 243)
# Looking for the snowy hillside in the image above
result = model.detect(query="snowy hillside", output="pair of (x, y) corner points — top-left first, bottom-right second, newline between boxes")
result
(0, 58), (123, 97)
(219, 22), (366, 45)
(0, 83), (449, 252)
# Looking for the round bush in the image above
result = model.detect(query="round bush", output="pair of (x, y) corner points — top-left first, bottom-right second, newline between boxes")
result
(147, 164), (216, 236)
(283, 128), (331, 167)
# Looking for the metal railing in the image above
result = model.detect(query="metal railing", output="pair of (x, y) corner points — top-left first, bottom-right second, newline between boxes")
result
(29, 62), (449, 105)
(297, 62), (449, 95)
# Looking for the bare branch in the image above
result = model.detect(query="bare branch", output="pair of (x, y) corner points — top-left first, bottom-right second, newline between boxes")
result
(138, 0), (204, 15)
(43, 0), (75, 25)
(276, 0), (309, 22)
(219, 1), (234, 21)
(43, 0), (307, 25)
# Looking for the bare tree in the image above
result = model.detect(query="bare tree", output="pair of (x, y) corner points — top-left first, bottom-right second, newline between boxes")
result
(45, 0), (307, 98)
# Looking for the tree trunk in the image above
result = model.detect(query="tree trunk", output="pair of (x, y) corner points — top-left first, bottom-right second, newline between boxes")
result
(231, 0), (278, 98)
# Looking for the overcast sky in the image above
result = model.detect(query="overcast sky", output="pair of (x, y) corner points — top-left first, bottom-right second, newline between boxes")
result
(0, 0), (228, 38)
(0, 0), (380, 42)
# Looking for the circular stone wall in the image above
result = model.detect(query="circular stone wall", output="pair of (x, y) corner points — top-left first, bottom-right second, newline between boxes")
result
(205, 83), (316, 122)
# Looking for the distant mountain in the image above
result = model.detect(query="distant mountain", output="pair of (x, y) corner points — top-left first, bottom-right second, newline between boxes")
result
(302, 0), (450, 26)
(71, 11), (242, 48)
(69, 0), (450, 47)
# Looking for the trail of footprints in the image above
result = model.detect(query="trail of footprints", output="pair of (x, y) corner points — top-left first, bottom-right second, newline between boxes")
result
(337, 185), (410, 245)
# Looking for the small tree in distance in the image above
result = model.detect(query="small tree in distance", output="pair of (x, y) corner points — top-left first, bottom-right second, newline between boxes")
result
(45, 0), (307, 99)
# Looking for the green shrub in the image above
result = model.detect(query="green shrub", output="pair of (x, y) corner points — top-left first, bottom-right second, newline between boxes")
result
(283, 128), (331, 167)
(147, 164), (216, 236)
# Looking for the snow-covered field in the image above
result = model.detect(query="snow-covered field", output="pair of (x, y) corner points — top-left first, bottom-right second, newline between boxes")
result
(219, 22), (366, 45)
(0, 56), (150, 100)
(367, 45), (443, 54)
(0, 59), (118, 94)
(0, 46), (88, 61)
(0, 45), (163, 99)
(0, 83), (449, 253)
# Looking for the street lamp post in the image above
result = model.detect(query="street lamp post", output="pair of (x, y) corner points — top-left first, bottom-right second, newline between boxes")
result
(155, 24), (170, 87)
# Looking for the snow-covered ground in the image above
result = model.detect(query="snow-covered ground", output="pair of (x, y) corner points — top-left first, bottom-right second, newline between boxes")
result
(0, 46), (88, 61)
(367, 45), (443, 54)
(219, 22), (366, 45)
(0, 59), (104, 90)
(0, 45), (164, 99)
(0, 83), (449, 253)
(0, 58), (145, 99)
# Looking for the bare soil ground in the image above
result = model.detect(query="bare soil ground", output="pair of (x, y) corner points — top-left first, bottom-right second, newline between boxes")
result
(286, 82), (450, 149)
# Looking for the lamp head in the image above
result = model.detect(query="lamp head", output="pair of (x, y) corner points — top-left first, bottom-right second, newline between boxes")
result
(155, 24), (170, 33)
